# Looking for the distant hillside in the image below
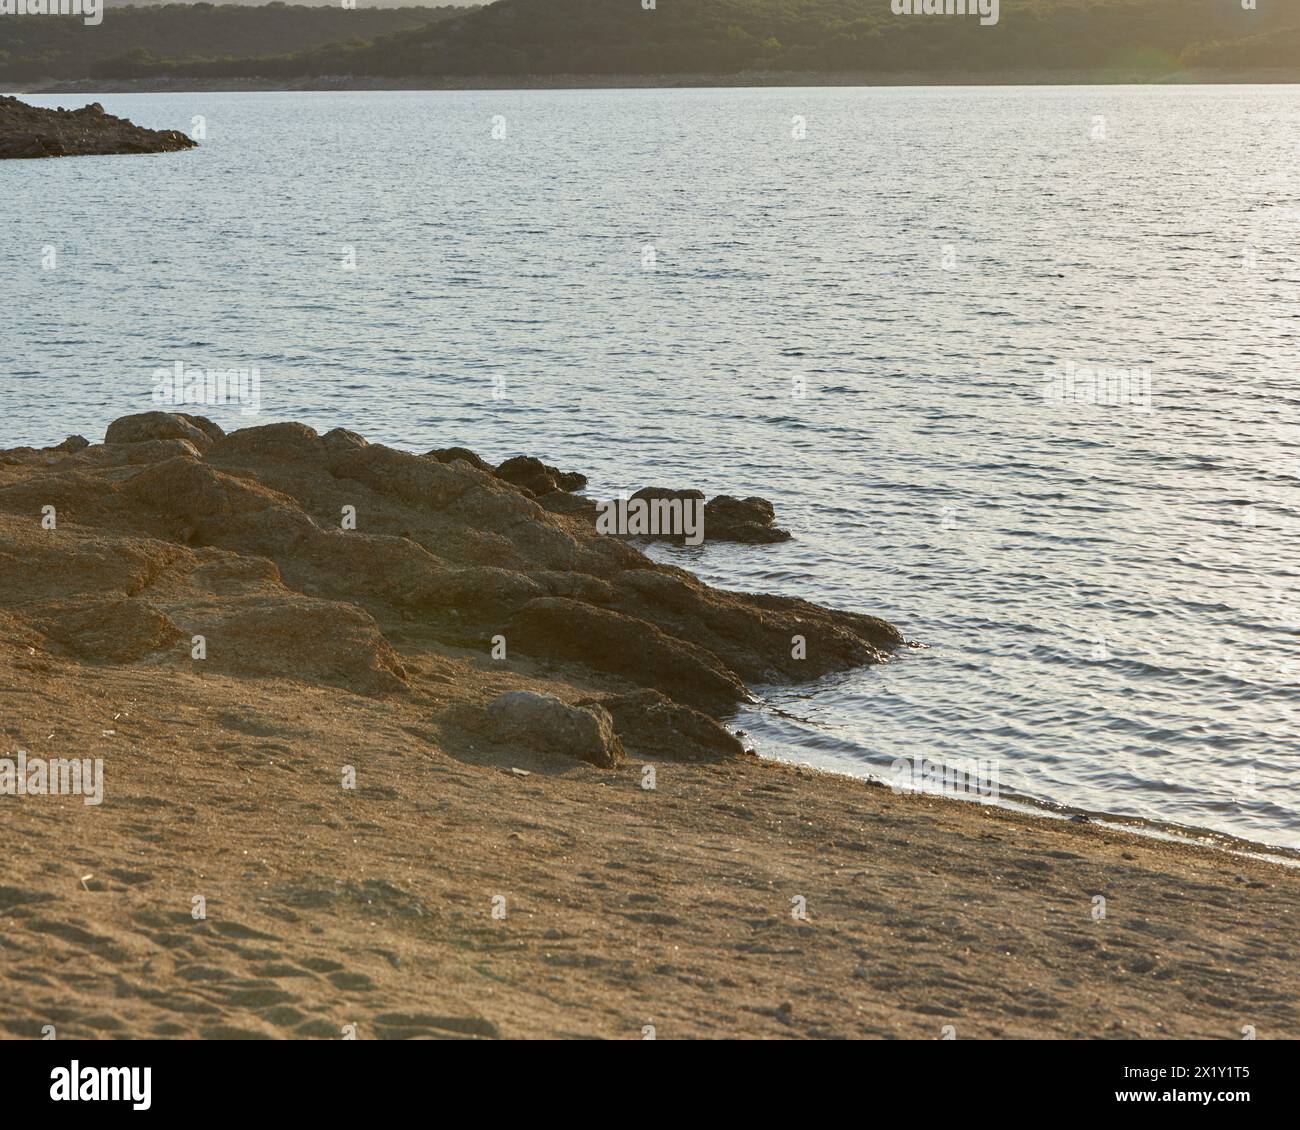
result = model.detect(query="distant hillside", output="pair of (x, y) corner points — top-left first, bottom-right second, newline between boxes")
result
(8, 0), (1300, 85)
(327, 0), (1300, 76)
(0, 4), (468, 82)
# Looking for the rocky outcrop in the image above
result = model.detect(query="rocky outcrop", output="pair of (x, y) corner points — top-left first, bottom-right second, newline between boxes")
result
(430, 451), (793, 544)
(703, 494), (790, 543)
(104, 411), (222, 452)
(507, 597), (749, 714)
(424, 446), (493, 473)
(626, 487), (792, 544)
(580, 690), (748, 762)
(0, 412), (903, 765)
(0, 96), (197, 160)
(48, 436), (90, 454)
(33, 595), (185, 663)
(470, 475), (792, 544)
(493, 455), (587, 497)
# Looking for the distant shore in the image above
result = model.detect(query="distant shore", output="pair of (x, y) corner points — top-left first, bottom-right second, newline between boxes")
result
(11, 67), (1300, 96)
(0, 94), (196, 158)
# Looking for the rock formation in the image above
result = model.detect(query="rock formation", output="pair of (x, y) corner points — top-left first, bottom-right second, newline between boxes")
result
(0, 413), (902, 764)
(0, 96), (196, 160)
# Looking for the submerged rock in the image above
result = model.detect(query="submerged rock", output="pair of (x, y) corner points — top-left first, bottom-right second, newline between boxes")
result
(417, 444), (789, 543)
(703, 494), (790, 543)
(0, 96), (197, 160)
(612, 486), (792, 544)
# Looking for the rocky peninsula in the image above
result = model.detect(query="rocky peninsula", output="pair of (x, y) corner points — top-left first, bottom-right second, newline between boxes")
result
(0, 96), (195, 159)
(1, 414), (1298, 1039)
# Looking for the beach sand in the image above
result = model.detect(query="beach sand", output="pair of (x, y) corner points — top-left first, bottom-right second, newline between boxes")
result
(2, 415), (1297, 1040)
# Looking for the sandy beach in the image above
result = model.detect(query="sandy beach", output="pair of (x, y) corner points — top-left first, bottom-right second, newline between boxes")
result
(2, 414), (1298, 1040)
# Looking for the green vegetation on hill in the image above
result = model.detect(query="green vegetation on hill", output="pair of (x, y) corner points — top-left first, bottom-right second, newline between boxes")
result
(6, 0), (1299, 82)
(0, 3), (467, 81)
(288, 0), (1296, 79)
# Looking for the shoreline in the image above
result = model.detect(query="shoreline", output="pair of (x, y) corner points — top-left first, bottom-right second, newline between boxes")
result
(11, 67), (1300, 96)
(4, 413), (1299, 1038)
(759, 745), (1300, 868)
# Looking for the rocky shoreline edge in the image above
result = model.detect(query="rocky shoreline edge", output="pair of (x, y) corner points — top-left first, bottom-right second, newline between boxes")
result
(0, 95), (196, 159)
(3, 413), (1300, 1039)
(1, 412), (900, 766)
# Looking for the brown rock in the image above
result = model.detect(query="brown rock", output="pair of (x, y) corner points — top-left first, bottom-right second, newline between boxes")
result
(424, 446), (492, 472)
(0, 96), (197, 160)
(704, 494), (792, 543)
(196, 596), (407, 694)
(486, 691), (623, 768)
(209, 421), (321, 463)
(495, 455), (587, 496)
(620, 487), (791, 543)
(47, 436), (90, 454)
(104, 412), (222, 453)
(508, 596), (749, 714)
(34, 596), (184, 663)
(580, 690), (748, 762)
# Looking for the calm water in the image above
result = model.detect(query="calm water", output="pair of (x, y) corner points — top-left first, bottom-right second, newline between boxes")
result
(4, 87), (1298, 848)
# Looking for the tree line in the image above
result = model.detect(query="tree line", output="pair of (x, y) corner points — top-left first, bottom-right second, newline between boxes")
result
(0, 3), (467, 81)
(6, 0), (1296, 82)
